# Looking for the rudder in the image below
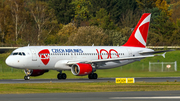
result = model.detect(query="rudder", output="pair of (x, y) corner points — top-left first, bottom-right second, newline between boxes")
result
(123, 13), (151, 48)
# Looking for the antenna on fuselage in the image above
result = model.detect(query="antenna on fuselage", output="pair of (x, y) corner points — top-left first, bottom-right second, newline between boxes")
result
(92, 44), (94, 46)
(28, 44), (30, 47)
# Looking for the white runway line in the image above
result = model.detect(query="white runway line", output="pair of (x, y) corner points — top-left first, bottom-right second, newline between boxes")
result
(110, 96), (180, 100)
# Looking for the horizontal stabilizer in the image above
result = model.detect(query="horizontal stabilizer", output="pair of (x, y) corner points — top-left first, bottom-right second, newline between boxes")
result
(139, 49), (174, 55)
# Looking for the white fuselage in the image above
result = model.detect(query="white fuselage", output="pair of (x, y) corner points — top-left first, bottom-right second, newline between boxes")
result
(5, 46), (153, 70)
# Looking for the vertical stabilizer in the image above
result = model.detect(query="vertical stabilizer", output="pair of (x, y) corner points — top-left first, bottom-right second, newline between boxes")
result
(123, 13), (151, 48)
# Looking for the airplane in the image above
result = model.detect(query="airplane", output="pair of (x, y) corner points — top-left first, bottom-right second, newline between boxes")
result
(5, 13), (172, 80)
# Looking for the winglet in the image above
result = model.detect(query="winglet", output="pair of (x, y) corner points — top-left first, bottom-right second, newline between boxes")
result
(162, 52), (166, 58)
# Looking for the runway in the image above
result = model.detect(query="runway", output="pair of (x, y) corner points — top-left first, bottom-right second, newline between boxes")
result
(1, 77), (180, 101)
(0, 91), (180, 101)
(0, 77), (180, 84)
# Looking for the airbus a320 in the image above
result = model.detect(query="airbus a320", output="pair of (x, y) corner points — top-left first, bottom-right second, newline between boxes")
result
(5, 13), (171, 80)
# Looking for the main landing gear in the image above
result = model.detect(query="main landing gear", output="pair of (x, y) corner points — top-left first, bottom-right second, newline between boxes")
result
(88, 73), (98, 79)
(57, 71), (67, 79)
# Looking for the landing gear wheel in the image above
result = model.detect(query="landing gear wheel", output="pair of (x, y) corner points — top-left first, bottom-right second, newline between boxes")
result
(57, 73), (62, 79)
(88, 74), (93, 79)
(88, 73), (98, 79)
(57, 73), (67, 80)
(92, 73), (98, 79)
(24, 76), (30, 80)
(61, 73), (67, 79)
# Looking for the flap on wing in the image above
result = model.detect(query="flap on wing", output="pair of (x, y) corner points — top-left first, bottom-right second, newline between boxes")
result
(66, 55), (154, 65)
(139, 49), (174, 55)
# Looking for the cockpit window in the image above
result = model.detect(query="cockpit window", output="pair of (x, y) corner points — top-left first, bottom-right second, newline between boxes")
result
(19, 52), (22, 55)
(13, 52), (18, 55)
(22, 52), (25, 56)
(11, 52), (26, 56)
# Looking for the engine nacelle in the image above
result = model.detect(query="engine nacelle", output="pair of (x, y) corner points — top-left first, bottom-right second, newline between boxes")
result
(24, 69), (49, 76)
(71, 63), (93, 76)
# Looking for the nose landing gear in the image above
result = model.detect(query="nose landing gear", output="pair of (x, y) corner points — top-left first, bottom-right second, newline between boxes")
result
(24, 69), (32, 80)
(24, 76), (30, 80)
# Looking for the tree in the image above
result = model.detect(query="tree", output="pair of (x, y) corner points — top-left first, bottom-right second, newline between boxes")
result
(90, 8), (115, 30)
(136, 0), (157, 11)
(57, 23), (77, 45)
(146, 0), (176, 45)
(8, 0), (27, 43)
(171, 0), (180, 23)
(155, 0), (172, 17)
(48, 0), (75, 24)
(108, 0), (138, 24)
(89, 0), (138, 24)
(169, 19), (180, 45)
(148, 7), (161, 24)
(150, 11), (176, 45)
(71, 0), (92, 28)
(147, 31), (163, 46)
(0, 0), (15, 45)
(105, 30), (127, 46)
(119, 10), (141, 28)
(28, 1), (58, 44)
(71, 0), (91, 20)
(66, 26), (108, 46)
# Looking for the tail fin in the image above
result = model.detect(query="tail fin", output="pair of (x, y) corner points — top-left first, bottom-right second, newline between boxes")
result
(123, 13), (151, 48)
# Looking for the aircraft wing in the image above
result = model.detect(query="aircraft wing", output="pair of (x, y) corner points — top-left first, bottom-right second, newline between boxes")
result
(66, 50), (173, 65)
(66, 55), (154, 65)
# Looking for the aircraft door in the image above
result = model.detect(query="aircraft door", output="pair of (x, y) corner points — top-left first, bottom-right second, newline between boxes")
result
(30, 49), (37, 61)
(127, 49), (132, 57)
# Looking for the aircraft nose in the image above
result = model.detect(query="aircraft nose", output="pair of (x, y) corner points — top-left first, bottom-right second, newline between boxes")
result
(5, 56), (13, 67)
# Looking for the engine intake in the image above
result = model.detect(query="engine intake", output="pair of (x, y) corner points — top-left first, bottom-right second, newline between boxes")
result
(71, 63), (93, 76)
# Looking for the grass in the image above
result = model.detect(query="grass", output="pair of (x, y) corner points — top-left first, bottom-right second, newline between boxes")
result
(0, 50), (180, 79)
(0, 82), (180, 94)
(0, 51), (180, 94)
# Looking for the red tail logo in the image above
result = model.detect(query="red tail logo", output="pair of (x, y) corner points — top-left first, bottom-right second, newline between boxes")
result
(38, 49), (50, 65)
(123, 13), (151, 48)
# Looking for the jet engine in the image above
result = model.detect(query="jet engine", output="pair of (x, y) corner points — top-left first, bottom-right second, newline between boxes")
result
(24, 69), (49, 76)
(71, 63), (93, 76)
